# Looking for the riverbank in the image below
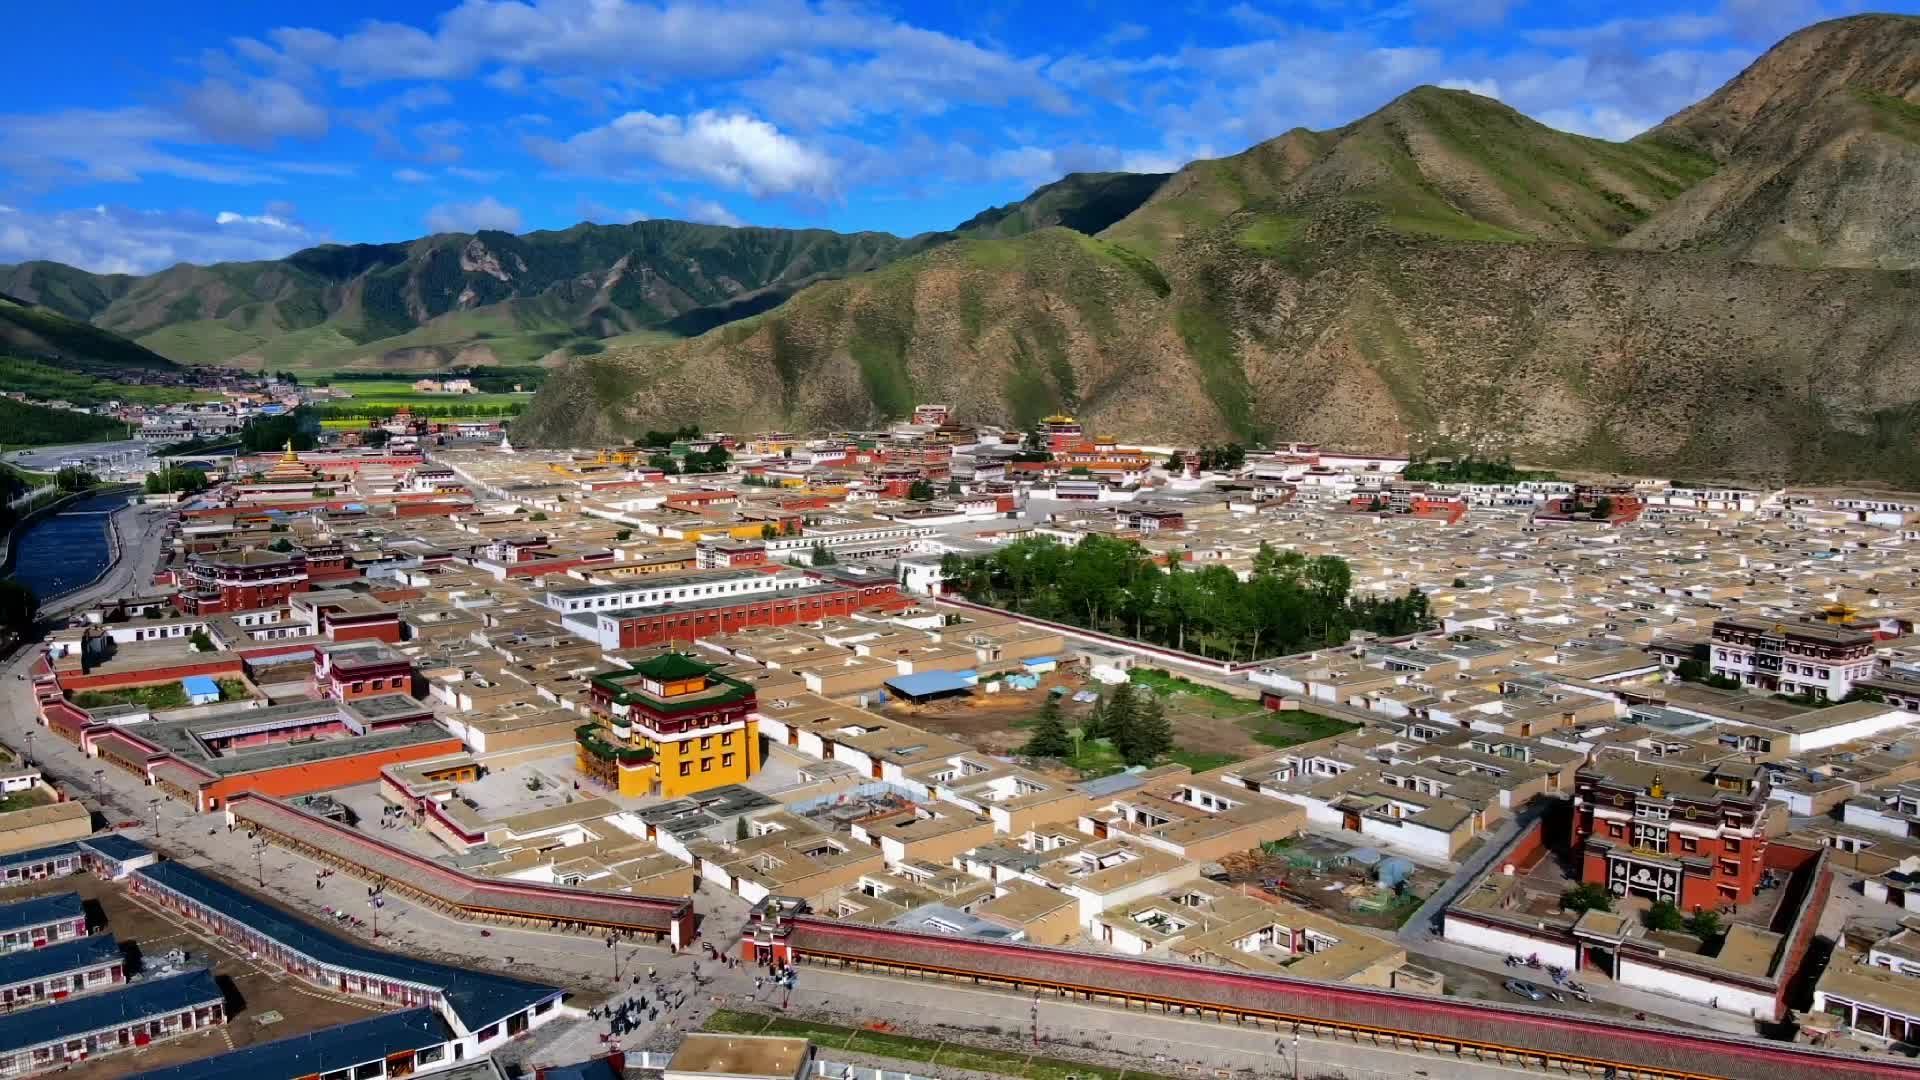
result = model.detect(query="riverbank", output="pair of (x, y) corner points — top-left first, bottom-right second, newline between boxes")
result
(0, 485), (102, 578)
(2, 486), (138, 606)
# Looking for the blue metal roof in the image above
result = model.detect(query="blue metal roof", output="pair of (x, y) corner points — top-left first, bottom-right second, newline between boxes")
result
(135, 863), (559, 1032)
(0, 841), (84, 873)
(0, 969), (221, 1054)
(126, 1008), (451, 1080)
(0, 892), (83, 934)
(540, 1058), (623, 1080)
(884, 671), (973, 698)
(81, 833), (153, 864)
(181, 676), (219, 696)
(0, 934), (120, 986)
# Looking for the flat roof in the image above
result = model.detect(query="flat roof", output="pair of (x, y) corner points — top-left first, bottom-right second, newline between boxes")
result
(885, 671), (973, 698)
(666, 1032), (812, 1078)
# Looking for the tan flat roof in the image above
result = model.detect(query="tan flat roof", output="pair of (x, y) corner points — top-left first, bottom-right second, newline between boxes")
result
(667, 1033), (811, 1079)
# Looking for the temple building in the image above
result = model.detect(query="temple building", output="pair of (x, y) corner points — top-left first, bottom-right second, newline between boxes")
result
(1571, 758), (1770, 910)
(580, 653), (759, 798)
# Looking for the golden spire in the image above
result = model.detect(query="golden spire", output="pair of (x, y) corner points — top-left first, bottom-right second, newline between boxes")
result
(282, 438), (298, 463)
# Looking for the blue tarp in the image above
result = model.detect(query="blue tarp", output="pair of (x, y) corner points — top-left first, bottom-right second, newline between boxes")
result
(1376, 856), (1416, 889)
(885, 671), (974, 699)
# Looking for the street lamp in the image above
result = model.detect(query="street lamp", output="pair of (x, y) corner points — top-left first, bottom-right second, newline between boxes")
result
(1276, 1031), (1301, 1080)
(22, 731), (32, 768)
(148, 798), (161, 840)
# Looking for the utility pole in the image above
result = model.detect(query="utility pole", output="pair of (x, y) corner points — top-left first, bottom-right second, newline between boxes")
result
(22, 731), (32, 768)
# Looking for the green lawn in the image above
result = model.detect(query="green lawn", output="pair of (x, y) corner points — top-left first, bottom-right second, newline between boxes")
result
(1237, 710), (1357, 749)
(319, 378), (533, 410)
(0, 357), (211, 407)
(1128, 668), (1257, 718)
(72, 683), (189, 711)
(0, 788), (52, 814)
(703, 1010), (1181, 1080)
(71, 679), (246, 711)
(1166, 749), (1242, 773)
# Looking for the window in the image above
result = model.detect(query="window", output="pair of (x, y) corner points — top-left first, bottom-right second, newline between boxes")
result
(1682, 836), (1698, 853)
(701, 757), (713, 772)
(1723, 837), (1741, 853)
(721, 731), (734, 746)
(700, 736), (712, 750)
(1720, 859), (1739, 876)
(722, 753), (735, 768)
(679, 762), (692, 777)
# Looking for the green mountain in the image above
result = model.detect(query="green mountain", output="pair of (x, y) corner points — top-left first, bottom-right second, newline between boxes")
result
(0, 172), (1166, 375)
(0, 294), (177, 373)
(519, 15), (1920, 487)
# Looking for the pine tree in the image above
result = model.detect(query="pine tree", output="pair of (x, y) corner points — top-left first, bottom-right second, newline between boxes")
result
(1126, 693), (1174, 766)
(1021, 697), (1073, 758)
(1080, 696), (1107, 742)
(1103, 681), (1140, 757)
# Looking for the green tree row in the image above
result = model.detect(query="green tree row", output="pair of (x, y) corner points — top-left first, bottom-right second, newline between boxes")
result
(941, 535), (1433, 661)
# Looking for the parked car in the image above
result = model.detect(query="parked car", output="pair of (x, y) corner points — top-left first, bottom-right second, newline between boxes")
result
(1504, 979), (1547, 1002)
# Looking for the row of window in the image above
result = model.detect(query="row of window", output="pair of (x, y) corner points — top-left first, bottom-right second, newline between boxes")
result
(676, 753), (737, 777)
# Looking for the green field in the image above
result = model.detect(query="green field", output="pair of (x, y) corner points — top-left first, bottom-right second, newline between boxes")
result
(0, 357), (212, 407)
(319, 379), (534, 410)
(1237, 710), (1357, 748)
(702, 1010), (1181, 1080)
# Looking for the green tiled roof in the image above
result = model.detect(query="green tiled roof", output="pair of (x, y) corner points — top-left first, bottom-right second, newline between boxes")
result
(630, 652), (720, 681)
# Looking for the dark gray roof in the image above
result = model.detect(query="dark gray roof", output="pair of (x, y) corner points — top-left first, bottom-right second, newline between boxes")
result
(126, 1009), (451, 1080)
(0, 969), (220, 1054)
(136, 863), (558, 1031)
(0, 892), (83, 934)
(0, 933), (120, 987)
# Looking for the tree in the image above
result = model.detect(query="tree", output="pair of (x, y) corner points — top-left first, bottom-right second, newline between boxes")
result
(761, 523), (778, 540)
(946, 480), (962, 496)
(1560, 883), (1613, 913)
(54, 467), (96, 492)
(735, 815), (750, 842)
(1452, 577), (1467, 588)
(0, 581), (36, 639)
(187, 630), (214, 652)
(267, 538), (294, 553)
(1121, 691), (1174, 767)
(647, 453), (678, 474)
(907, 479), (937, 501)
(1021, 697), (1073, 758)
(1079, 695), (1108, 743)
(809, 542), (837, 566)
(1103, 681), (1141, 754)
(1590, 497), (1614, 521)
(1685, 910), (1724, 940)
(615, 529), (632, 541)
(1644, 900), (1686, 932)
(1165, 450), (1185, 472)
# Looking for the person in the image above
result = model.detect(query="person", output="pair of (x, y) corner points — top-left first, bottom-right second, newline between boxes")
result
(754, 976), (763, 993)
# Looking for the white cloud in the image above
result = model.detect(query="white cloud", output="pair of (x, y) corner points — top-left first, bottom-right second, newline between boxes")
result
(660, 194), (743, 228)
(393, 168), (433, 183)
(0, 203), (325, 274)
(1440, 78), (1502, 99)
(0, 107), (278, 186)
(446, 166), (503, 183)
(574, 195), (649, 224)
(424, 196), (523, 233)
(531, 110), (835, 198)
(178, 77), (328, 147)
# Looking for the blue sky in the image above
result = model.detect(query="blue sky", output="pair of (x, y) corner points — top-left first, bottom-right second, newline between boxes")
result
(0, 0), (1904, 274)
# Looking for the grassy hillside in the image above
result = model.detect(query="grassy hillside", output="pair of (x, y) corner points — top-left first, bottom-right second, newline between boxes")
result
(0, 296), (177, 372)
(0, 398), (130, 447)
(523, 58), (1920, 487)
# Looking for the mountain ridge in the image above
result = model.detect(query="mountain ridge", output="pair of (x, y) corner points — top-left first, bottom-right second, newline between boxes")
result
(515, 14), (1920, 486)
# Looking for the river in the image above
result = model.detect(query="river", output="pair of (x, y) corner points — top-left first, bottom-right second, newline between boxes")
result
(5, 490), (126, 604)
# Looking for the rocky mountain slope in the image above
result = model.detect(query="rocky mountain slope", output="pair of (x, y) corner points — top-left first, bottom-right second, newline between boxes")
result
(519, 14), (1920, 486)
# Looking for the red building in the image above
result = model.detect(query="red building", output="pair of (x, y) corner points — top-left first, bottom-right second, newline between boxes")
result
(696, 540), (768, 569)
(1571, 758), (1769, 910)
(571, 580), (902, 650)
(174, 549), (308, 615)
(313, 642), (418, 702)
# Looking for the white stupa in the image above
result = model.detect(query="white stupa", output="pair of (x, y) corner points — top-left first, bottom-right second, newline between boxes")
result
(498, 435), (515, 454)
